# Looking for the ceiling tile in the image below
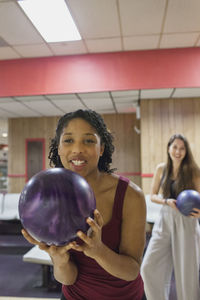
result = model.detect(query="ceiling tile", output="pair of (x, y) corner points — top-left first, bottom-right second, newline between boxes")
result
(111, 90), (139, 97)
(80, 92), (110, 99)
(0, 101), (38, 117)
(113, 96), (138, 103)
(172, 87), (200, 98)
(124, 35), (159, 51)
(23, 100), (64, 116)
(86, 38), (122, 53)
(47, 94), (78, 100)
(0, 36), (9, 47)
(0, 97), (14, 103)
(81, 98), (113, 110)
(49, 40), (87, 55)
(0, 46), (20, 60)
(51, 99), (86, 111)
(112, 90), (139, 103)
(15, 95), (47, 102)
(0, 2), (44, 45)
(141, 88), (174, 99)
(160, 33), (199, 49)
(94, 108), (116, 114)
(119, 0), (166, 35)
(0, 109), (17, 118)
(13, 44), (53, 58)
(164, 0), (200, 33)
(115, 102), (136, 113)
(67, 0), (120, 39)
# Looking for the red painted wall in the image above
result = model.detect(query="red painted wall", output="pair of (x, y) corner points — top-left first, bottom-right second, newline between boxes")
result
(1, 48), (200, 97)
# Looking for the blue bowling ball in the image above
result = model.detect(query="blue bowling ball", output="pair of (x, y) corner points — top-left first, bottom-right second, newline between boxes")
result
(176, 189), (200, 216)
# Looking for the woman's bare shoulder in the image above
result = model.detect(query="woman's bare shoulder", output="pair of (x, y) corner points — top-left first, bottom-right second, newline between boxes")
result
(156, 162), (165, 170)
(107, 173), (143, 195)
(154, 162), (166, 175)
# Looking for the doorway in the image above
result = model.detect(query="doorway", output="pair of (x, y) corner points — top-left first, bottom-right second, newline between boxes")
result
(25, 139), (45, 181)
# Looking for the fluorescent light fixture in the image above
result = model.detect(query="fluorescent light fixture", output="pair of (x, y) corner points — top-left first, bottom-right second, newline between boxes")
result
(2, 133), (8, 138)
(18, 0), (81, 42)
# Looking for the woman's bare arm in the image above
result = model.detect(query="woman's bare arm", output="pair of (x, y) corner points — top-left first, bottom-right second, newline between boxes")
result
(22, 229), (78, 285)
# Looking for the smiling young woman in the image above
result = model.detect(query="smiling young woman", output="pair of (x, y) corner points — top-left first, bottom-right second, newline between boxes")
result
(141, 133), (200, 300)
(22, 109), (147, 300)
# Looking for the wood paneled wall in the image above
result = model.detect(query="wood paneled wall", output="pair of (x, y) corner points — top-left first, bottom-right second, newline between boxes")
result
(8, 98), (200, 195)
(141, 98), (200, 194)
(8, 113), (140, 193)
(103, 113), (141, 186)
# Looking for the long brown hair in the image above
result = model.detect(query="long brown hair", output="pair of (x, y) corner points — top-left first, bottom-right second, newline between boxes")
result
(162, 134), (200, 198)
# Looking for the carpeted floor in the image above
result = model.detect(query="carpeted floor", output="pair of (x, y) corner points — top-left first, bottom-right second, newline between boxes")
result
(0, 253), (61, 298)
(0, 232), (178, 299)
(0, 251), (177, 300)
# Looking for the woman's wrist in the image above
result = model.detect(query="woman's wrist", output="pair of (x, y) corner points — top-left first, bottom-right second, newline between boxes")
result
(164, 198), (168, 205)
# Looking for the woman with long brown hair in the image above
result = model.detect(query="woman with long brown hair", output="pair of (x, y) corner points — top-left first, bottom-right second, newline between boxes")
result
(141, 133), (200, 300)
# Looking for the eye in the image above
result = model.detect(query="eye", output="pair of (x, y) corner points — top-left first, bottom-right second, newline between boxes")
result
(84, 139), (96, 144)
(64, 138), (73, 143)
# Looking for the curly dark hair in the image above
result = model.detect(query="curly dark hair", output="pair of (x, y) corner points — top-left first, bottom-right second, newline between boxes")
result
(48, 109), (116, 173)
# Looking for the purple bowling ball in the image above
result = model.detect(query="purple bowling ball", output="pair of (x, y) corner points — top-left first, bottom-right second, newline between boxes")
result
(18, 168), (96, 245)
(176, 189), (200, 216)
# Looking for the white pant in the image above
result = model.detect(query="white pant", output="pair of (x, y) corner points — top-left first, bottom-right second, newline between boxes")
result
(141, 205), (200, 300)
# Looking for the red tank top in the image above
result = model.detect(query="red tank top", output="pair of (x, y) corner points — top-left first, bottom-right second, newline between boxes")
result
(62, 176), (144, 300)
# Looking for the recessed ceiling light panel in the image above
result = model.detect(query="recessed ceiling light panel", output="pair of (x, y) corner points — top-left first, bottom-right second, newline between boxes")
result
(18, 0), (81, 42)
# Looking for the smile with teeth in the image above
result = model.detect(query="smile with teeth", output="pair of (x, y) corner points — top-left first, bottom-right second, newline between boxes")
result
(71, 160), (86, 166)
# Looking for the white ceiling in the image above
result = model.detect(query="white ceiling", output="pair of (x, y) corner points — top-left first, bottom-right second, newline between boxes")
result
(1, 0), (200, 124)
(1, 0), (200, 59)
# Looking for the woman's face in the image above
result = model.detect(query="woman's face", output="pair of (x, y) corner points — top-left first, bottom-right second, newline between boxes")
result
(168, 138), (186, 163)
(58, 118), (104, 179)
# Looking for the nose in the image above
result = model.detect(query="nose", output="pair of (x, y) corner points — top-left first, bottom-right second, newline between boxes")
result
(71, 141), (83, 153)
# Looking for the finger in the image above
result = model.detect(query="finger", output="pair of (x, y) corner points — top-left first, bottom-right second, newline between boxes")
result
(86, 217), (98, 233)
(49, 244), (64, 254)
(38, 243), (50, 251)
(46, 242), (73, 254)
(189, 213), (196, 218)
(189, 211), (199, 218)
(192, 208), (200, 213)
(70, 241), (84, 252)
(62, 242), (74, 252)
(77, 231), (91, 245)
(21, 229), (39, 245)
(94, 209), (104, 227)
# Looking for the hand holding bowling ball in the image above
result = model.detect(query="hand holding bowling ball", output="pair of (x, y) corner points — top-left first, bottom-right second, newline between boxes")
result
(18, 168), (96, 246)
(176, 189), (200, 216)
